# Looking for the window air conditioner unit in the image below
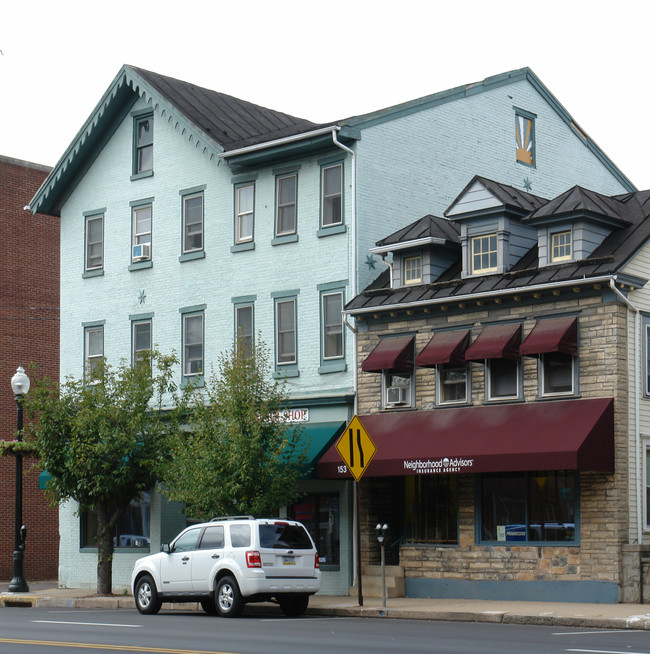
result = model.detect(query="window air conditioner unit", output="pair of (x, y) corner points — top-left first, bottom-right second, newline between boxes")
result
(386, 375), (410, 406)
(132, 243), (150, 260)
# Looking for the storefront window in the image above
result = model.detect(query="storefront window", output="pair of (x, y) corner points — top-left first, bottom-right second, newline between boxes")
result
(480, 471), (576, 543)
(289, 493), (340, 569)
(81, 492), (151, 548)
(404, 476), (458, 544)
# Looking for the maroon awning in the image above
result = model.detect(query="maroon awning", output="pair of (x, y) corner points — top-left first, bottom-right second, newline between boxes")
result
(317, 398), (614, 478)
(519, 317), (577, 356)
(464, 323), (521, 361)
(361, 335), (414, 373)
(416, 330), (470, 367)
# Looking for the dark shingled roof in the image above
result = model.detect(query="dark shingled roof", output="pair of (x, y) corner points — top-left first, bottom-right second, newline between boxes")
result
(132, 66), (325, 152)
(375, 215), (460, 247)
(347, 182), (650, 314)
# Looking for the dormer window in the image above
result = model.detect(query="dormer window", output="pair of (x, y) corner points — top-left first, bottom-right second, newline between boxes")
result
(551, 230), (572, 262)
(471, 234), (497, 274)
(404, 255), (422, 285)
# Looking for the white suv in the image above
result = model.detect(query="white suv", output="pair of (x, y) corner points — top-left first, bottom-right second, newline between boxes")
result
(131, 516), (321, 617)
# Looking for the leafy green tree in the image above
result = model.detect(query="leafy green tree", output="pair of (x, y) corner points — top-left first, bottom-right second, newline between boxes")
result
(25, 352), (179, 595)
(163, 338), (308, 520)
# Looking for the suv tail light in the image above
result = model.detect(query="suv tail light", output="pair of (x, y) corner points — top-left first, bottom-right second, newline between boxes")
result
(246, 550), (262, 568)
(315, 553), (320, 569)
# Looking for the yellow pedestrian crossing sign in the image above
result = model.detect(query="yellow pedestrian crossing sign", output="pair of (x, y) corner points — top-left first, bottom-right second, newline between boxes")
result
(336, 415), (377, 482)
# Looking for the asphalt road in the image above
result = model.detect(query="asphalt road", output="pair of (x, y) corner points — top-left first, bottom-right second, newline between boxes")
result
(1, 606), (650, 654)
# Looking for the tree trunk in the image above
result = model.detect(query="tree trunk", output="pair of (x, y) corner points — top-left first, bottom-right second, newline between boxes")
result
(96, 504), (114, 596)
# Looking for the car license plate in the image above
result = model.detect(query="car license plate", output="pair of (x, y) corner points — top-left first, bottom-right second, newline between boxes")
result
(282, 556), (295, 565)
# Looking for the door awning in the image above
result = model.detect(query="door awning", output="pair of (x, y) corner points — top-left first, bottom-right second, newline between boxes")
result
(519, 317), (577, 356)
(416, 330), (470, 367)
(317, 398), (614, 478)
(362, 335), (414, 373)
(464, 323), (521, 361)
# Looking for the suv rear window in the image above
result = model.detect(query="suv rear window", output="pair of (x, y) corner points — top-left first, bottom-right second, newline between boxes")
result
(259, 523), (312, 550)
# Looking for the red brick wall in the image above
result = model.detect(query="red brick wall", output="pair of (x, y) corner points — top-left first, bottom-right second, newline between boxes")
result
(0, 156), (59, 581)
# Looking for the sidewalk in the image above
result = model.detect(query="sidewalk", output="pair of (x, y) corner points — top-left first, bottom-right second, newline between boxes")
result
(2, 581), (650, 630)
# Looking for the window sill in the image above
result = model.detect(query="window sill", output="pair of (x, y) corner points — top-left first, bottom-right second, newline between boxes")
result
(319, 361), (347, 374)
(273, 367), (299, 379)
(179, 250), (205, 263)
(317, 224), (346, 238)
(129, 260), (153, 271)
(272, 234), (299, 246)
(130, 170), (154, 181)
(82, 269), (104, 278)
(231, 242), (255, 253)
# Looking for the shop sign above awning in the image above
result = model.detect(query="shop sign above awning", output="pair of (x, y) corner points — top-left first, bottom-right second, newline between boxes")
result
(519, 316), (577, 356)
(464, 323), (521, 361)
(361, 335), (414, 373)
(416, 330), (470, 367)
(317, 398), (614, 479)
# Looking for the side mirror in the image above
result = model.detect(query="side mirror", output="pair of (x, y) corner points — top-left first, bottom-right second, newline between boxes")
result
(161, 543), (170, 553)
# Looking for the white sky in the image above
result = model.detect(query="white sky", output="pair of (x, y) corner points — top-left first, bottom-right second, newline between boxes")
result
(2, 1), (649, 189)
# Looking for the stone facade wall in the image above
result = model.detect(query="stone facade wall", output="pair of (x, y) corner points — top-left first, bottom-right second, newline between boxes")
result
(354, 290), (630, 595)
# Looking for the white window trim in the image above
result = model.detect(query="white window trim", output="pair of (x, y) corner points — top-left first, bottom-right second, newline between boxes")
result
(134, 114), (153, 175)
(275, 173), (297, 237)
(85, 214), (104, 271)
(235, 303), (254, 355)
(382, 372), (414, 410)
(235, 183), (255, 244)
(321, 291), (344, 361)
(550, 230), (572, 263)
(470, 233), (498, 275)
(183, 312), (204, 377)
(436, 364), (469, 406)
(540, 352), (575, 397)
(486, 358), (520, 401)
(404, 255), (422, 285)
(84, 325), (104, 383)
(321, 163), (343, 228)
(275, 298), (297, 366)
(132, 319), (152, 366)
(132, 204), (152, 260)
(182, 192), (204, 254)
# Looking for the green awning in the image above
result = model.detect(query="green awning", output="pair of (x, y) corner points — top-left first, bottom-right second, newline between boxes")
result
(38, 470), (53, 490)
(293, 421), (346, 478)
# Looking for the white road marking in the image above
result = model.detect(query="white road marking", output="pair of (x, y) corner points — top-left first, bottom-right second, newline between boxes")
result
(33, 619), (141, 628)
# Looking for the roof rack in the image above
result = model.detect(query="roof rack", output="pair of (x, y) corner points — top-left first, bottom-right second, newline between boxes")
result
(210, 515), (254, 522)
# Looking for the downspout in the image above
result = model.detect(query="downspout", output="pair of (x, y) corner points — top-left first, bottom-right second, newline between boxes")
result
(330, 129), (360, 593)
(609, 278), (642, 544)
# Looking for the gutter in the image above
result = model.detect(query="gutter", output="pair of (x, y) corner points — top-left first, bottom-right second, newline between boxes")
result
(344, 274), (623, 317)
(608, 278), (643, 545)
(218, 126), (342, 159)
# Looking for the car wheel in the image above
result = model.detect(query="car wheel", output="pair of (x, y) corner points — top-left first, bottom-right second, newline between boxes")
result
(200, 597), (218, 615)
(135, 574), (162, 615)
(215, 576), (244, 617)
(278, 593), (309, 617)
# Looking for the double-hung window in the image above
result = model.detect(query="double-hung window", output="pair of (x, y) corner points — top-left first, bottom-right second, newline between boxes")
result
(404, 255), (422, 285)
(131, 202), (152, 262)
(321, 163), (342, 227)
(132, 318), (152, 367)
(235, 302), (254, 357)
(85, 213), (104, 273)
(541, 352), (574, 395)
(551, 230), (572, 262)
(235, 183), (255, 244)
(487, 359), (519, 400)
(437, 364), (468, 405)
(133, 114), (153, 175)
(470, 234), (497, 274)
(322, 291), (343, 361)
(84, 324), (104, 382)
(182, 192), (204, 254)
(182, 309), (204, 380)
(275, 298), (297, 367)
(276, 174), (297, 236)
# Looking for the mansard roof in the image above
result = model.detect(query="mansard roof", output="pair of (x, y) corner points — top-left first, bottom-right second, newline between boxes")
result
(347, 182), (650, 315)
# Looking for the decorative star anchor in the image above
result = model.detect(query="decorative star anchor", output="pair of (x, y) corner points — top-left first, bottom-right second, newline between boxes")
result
(138, 289), (147, 305)
(523, 177), (532, 192)
(365, 254), (376, 270)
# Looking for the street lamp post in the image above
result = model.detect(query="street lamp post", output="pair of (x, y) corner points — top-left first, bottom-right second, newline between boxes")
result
(8, 365), (30, 593)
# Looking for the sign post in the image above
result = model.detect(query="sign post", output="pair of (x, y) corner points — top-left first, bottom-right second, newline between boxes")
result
(335, 416), (377, 607)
